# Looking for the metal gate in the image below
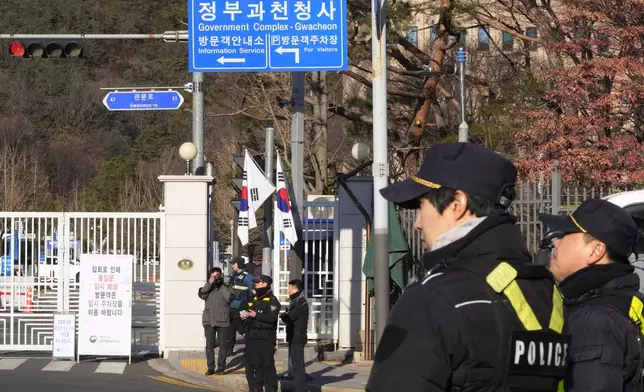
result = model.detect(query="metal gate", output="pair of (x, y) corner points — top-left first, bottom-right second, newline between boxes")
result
(273, 200), (339, 343)
(0, 212), (164, 354)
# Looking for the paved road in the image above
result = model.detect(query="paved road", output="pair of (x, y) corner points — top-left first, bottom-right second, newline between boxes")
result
(0, 356), (221, 391)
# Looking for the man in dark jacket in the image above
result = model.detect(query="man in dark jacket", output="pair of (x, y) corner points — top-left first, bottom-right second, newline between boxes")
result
(240, 274), (281, 392)
(227, 257), (254, 355)
(280, 279), (309, 392)
(199, 267), (233, 375)
(367, 143), (568, 391)
(539, 198), (644, 391)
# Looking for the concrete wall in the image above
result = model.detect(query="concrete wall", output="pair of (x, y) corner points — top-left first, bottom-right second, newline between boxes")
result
(159, 175), (213, 356)
(337, 176), (373, 350)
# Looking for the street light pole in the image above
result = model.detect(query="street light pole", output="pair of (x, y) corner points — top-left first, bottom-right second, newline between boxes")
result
(371, 0), (390, 347)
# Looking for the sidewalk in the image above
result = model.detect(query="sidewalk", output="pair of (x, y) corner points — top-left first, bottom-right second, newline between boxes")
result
(148, 344), (371, 392)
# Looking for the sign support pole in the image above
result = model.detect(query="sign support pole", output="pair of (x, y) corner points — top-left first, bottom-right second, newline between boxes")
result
(289, 72), (305, 281)
(192, 72), (205, 175)
(263, 125), (275, 276)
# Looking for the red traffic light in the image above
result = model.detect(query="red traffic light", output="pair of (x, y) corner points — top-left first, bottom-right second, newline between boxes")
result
(7, 39), (84, 58)
(9, 41), (25, 57)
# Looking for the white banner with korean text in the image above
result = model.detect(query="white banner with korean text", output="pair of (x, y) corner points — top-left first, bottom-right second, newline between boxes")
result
(78, 254), (133, 358)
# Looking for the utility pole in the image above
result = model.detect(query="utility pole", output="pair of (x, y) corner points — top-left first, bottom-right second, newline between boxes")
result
(289, 72), (305, 281)
(371, 0), (390, 346)
(457, 47), (468, 143)
(263, 125), (275, 276)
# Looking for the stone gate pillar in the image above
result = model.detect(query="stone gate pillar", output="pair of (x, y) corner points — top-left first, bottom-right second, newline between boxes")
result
(158, 175), (213, 357)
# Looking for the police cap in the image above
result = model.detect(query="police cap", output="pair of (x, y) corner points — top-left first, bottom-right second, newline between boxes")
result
(253, 274), (273, 286)
(539, 198), (638, 262)
(380, 143), (517, 209)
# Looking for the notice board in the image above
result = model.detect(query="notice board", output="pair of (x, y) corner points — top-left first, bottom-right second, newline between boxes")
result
(78, 254), (133, 361)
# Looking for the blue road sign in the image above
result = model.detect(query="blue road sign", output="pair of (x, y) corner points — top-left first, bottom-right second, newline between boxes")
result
(102, 90), (185, 111)
(188, 0), (348, 72)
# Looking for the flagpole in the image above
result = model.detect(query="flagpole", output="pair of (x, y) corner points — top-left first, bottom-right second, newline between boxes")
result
(272, 153), (280, 292)
(273, 152), (284, 293)
(273, 192), (281, 296)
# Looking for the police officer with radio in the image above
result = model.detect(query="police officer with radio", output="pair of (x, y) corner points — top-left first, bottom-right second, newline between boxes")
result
(240, 275), (281, 392)
(366, 143), (568, 391)
(227, 256), (254, 356)
(539, 199), (644, 391)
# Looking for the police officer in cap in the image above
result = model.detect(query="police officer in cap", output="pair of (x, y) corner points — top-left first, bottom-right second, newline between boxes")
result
(240, 274), (281, 392)
(539, 199), (644, 391)
(366, 142), (568, 391)
(227, 256), (255, 355)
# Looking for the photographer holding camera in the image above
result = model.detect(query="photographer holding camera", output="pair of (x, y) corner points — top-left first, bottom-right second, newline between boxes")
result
(199, 267), (232, 375)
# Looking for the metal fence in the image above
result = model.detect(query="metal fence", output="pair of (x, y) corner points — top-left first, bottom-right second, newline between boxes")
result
(273, 200), (338, 342)
(0, 212), (163, 354)
(399, 179), (636, 279)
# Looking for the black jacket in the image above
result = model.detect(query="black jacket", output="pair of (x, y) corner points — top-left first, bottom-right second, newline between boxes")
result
(241, 290), (282, 340)
(366, 212), (565, 392)
(280, 291), (309, 344)
(559, 263), (644, 392)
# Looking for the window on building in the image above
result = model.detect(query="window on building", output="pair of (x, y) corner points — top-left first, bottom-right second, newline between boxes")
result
(406, 26), (418, 46)
(478, 26), (490, 51)
(525, 27), (538, 51)
(502, 31), (514, 51)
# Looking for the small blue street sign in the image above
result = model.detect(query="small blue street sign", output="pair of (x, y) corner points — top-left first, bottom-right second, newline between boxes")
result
(102, 90), (185, 111)
(188, 0), (348, 72)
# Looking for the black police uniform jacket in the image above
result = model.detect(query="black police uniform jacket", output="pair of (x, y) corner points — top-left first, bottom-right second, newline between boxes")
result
(559, 263), (644, 392)
(366, 211), (567, 392)
(280, 291), (309, 344)
(241, 290), (282, 340)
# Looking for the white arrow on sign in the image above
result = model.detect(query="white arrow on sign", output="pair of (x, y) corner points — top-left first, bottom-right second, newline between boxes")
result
(217, 56), (246, 65)
(275, 47), (300, 64)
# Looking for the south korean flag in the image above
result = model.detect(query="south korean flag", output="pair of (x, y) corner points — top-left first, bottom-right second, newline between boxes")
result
(237, 149), (276, 245)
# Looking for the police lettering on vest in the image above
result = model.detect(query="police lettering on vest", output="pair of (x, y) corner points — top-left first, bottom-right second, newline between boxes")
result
(509, 331), (569, 377)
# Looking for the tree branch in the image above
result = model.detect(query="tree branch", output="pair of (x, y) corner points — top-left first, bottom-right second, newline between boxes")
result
(342, 70), (424, 99)
(436, 85), (460, 111)
(396, 35), (434, 65)
(302, 95), (374, 125)
(388, 45), (422, 70)
(199, 106), (264, 117)
(328, 105), (374, 125)
(471, 12), (542, 43)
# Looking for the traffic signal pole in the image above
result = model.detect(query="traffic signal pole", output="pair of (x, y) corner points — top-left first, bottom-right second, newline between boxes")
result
(0, 32), (188, 40)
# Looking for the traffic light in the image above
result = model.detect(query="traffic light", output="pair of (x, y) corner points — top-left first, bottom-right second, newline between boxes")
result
(8, 39), (84, 58)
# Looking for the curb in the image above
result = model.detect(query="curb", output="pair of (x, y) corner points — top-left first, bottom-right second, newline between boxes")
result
(148, 357), (367, 392)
